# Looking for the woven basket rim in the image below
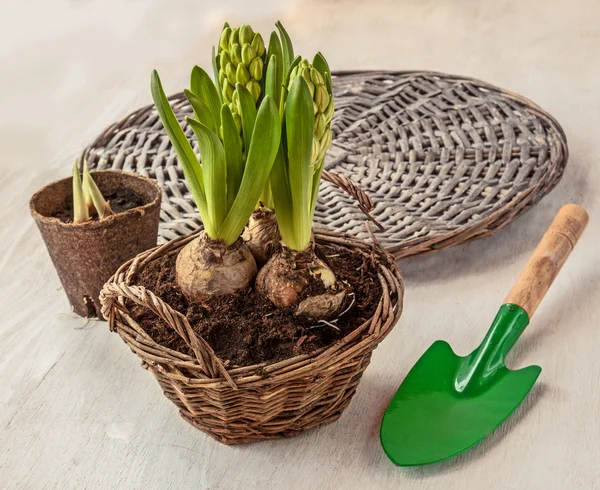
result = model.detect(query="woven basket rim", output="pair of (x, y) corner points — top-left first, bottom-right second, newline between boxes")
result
(100, 228), (403, 389)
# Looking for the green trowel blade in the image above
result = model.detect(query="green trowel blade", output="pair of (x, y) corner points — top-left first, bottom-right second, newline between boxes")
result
(380, 305), (542, 466)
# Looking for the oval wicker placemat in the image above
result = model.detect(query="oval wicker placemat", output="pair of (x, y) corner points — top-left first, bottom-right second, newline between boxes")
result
(83, 70), (567, 258)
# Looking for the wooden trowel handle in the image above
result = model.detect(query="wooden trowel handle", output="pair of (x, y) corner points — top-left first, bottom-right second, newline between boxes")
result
(504, 204), (588, 317)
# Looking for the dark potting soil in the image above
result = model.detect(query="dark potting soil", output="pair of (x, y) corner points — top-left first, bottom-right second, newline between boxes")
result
(129, 243), (385, 368)
(52, 188), (145, 223)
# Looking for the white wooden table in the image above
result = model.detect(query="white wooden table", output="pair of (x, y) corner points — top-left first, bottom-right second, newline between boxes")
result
(1, 0), (599, 488)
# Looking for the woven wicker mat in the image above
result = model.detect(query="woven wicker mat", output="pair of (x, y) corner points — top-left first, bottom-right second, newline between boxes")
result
(83, 70), (568, 258)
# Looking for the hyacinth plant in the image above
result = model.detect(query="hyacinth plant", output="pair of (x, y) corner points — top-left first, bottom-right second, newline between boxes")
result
(72, 160), (113, 223)
(225, 22), (335, 268)
(212, 23), (278, 263)
(150, 21), (338, 317)
(150, 65), (281, 301)
(253, 24), (343, 319)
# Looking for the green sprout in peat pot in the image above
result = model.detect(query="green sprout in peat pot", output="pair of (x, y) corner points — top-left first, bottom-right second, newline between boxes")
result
(72, 160), (113, 223)
(150, 66), (281, 302)
(255, 27), (341, 320)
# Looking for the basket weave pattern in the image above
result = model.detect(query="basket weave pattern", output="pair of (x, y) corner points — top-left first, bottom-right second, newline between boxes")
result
(84, 71), (567, 258)
(100, 230), (403, 444)
(324, 71), (568, 256)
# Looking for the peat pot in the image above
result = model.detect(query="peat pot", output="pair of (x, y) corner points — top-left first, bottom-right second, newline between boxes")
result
(30, 170), (161, 317)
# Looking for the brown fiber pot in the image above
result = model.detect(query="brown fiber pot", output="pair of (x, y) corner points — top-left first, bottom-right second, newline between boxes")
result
(30, 170), (162, 317)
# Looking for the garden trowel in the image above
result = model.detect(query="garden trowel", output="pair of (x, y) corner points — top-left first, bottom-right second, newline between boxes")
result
(380, 204), (588, 466)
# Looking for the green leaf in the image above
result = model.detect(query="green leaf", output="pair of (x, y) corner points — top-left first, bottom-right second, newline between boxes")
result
(284, 55), (302, 86)
(269, 145), (297, 248)
(266, 32), (283, 104)
(285, 76), (314, 251)
(278, 56), (301, 119)
(219, 95), (281, 245)
(309, 162), (324, 221)
(275, 21), (294, 75)
(72, 161), (89, 223)
(264, 54), (279, 105)
(259, 181), (274, 210)
(221, 104), (244, 210)
(186, 117), (228, 233)
(81, 160), (93, 211)
(236, 83), (257, 152)
(184, 89), (217, 133)
(190, 65), (222, 130)
(283, 56), (302, 90)
(212, 45), (223, 102)
(312, 52), (333, 93)
(151, 70), (214, 236)
(83, 161), (112, 218)
(280, 55), (303, 117)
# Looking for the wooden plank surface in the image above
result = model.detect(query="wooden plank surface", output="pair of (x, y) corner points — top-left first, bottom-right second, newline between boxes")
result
(1, 0), (599, 488)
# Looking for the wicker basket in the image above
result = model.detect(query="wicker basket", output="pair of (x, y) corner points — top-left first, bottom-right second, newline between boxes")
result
(100, 229), (403, 444)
